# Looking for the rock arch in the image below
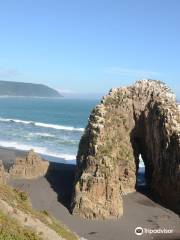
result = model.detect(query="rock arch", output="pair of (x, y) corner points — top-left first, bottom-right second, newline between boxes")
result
(71, 80), (180, 219)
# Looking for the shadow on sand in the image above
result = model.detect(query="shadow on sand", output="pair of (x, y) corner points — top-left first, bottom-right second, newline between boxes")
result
(45, 162), (76, 210)
(45, 161), (180, 218)
(136, 182), (180, 217)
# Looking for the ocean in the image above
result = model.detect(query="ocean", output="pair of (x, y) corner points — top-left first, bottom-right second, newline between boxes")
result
(0, 97), (99, 164)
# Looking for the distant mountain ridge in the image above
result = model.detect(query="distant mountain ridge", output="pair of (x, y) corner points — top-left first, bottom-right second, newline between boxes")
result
(0, 80), (61, 97)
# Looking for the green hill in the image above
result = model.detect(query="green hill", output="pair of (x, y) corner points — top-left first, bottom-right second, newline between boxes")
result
(0, 81), (61, 97)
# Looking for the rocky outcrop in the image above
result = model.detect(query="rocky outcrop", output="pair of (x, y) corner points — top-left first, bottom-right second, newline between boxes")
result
(9, 150), (49, 179)
(0, 160), (6, 184)
(71, 80), (180, 219)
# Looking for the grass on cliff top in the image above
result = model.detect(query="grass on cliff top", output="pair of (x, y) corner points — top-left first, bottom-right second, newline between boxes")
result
(0, 184), (78, 240)
(0, 210), (42, 240)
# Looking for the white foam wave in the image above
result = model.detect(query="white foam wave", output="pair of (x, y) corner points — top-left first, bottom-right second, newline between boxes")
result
(0, 140), (76, 161)
(28, 132), (55, 138)
(0, 117), (84, 132)
(35, 122), (84, 131)
(0, 117), (30, 124)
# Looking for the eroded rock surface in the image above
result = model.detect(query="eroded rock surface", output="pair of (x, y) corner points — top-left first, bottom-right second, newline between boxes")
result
(9, 150), (49, 179)
(71, 80), (180, 219)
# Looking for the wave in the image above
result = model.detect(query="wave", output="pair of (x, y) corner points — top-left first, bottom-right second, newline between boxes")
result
(0, 117), (30, 124)
(0, 117), (84, 132)
(35, 122), (84, 131)
(0, 140), (76, 161)
(28, 132), (55, 138)
(27, 133), (78, 146)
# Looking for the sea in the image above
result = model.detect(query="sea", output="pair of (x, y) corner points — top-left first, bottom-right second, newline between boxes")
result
(0, 97), (99, 164)
(0, 96), (145, 184)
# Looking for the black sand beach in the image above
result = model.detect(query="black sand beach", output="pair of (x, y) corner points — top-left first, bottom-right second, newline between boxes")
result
(1, 147), (180, 240)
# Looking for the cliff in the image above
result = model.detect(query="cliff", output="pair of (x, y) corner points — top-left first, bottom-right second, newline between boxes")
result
(0, 184), (79, 240)
(71, 79), (180, 219)
(0, 152), (79, 240)
(0, 80), (61, 97)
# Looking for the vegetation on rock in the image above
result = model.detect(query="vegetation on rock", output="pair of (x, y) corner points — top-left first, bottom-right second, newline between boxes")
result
(0, 183), (78, 240)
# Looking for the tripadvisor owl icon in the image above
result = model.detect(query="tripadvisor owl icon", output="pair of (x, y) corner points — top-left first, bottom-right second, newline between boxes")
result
(135, 227), (143, 236)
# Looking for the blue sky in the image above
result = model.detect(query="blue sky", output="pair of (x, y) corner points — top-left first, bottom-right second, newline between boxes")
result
(0, 0), (179, 97)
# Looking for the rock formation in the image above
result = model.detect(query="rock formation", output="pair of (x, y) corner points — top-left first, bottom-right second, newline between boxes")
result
(0, 160), (6, 184)
(71, 79), (180, 219)
(9, 150), (49, 179)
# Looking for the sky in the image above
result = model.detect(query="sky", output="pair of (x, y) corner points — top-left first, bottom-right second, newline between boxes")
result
(0, 0), (179, 98)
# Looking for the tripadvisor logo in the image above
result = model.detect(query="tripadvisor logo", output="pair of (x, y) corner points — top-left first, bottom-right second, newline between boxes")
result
(135, 227), (143, 236)
(135, 226), (173, 236)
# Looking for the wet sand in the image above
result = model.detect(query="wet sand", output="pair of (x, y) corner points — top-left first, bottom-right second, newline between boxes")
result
(1, 147), (180, 240)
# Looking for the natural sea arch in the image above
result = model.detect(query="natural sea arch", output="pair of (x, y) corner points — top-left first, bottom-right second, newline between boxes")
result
(71, 80), (180, 219)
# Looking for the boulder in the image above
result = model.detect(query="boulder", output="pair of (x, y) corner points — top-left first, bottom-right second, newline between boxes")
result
(10, 150), (49, 179)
